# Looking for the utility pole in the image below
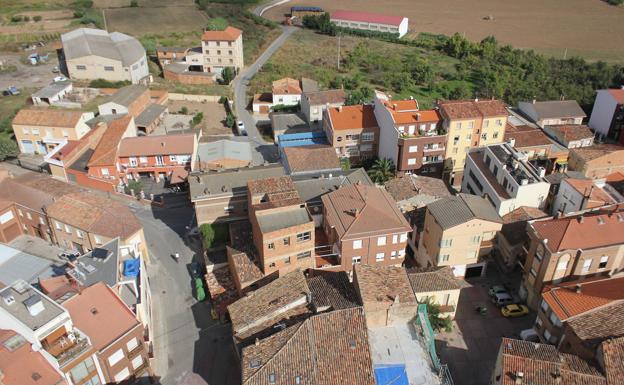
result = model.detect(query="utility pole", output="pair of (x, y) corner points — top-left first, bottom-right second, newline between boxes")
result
(337, 34), (341, 70)
(102, 9), (107, 32)
(563, 48), (567, 60)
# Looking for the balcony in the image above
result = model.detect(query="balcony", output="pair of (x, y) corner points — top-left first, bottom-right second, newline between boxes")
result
(133, 361), (150, 377)
(423, 146), (445, 153)
(47, 329), (92, 368)
(127, 344), (144, 360)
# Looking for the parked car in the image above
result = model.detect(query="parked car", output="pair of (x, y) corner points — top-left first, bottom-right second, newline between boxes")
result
(52, 66), (60, 73)
(501, 304), (529, 318)
(53, 76), (68, 82)
(520, 328), (539, 342)
(237, 120), (247, 136)
(491, 292), (514, 307)
(488, 285), (509, 297)
(190, 261), (203, 279)
(3, 86), (20, 96)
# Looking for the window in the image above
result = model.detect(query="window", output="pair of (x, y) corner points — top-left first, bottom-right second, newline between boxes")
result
(541, 300), (549, 312)
(114, 368), (130, 382)
(55, 221), (62, 230)
(76, 230), (83, 239)
(0, 211), (13, 225)
(22, 127), (30, 135)
(409, 145), (418, 153)
(484, 120), (490, 128)
(76, 65), (86, 70)
(64, 224), (71, 233)
(377, 236), (386, 246)
(390, 251), (397, 259)
(496, 119), (502, 126)
(467, 250), (476, 259)
(467, 121), (474, 129)
(455, 122), (461, 129)
(3, 334), (25, 351)
(549, 312), (561, 326)
(31, 128), (39, 136)
(156, 156), (164, 166)
(139, 156), (148, 163)
(297, 251), (311, 260)
(126, 337), (139, 352)
(530, 268), (537, 277)
(269, 262), (276, 268)
(39, 217), (45, 225)
(70, 357), (97, 384)
(352, 256), (362, 264)
(376, 252), (384, 261)
(170, 155), (177, 162)
(132, 64), (138, 70)
(129, 157), (137, 167)
(493, 132), (499, 139)
(582, 259), (592, 273)
(101, 168), (109, 176)
(556, 260), (568, 270)
(296, 232), (311, 242)
(108, 349), (124, 366)
(481, 133), (488, 140)
(439, 239), (452, 248)
(400, 233), (407, 242)
(438, 254), (450, 263)
(94, 235), (102, 245)
(398, 249), (405, 256)
(283, 237), (290, 246)
(16, 208), (23, 217)
(471, 235), (481, 244)
(535, 317), (543, 329)
(544, 329), (553, 342)
(267, 243), (275, 250)
(284, 257), (291, 264)
(465, 134), (471, 140)
(104, 66), (114, 71)
(599, 256), (609, 269)
(131, 355), (143, 370)
(452, 147), (458, 154)
(407, 158), (417, 165)
(269, 373), (276, 384)
(392, 234), (398, 244)
(353, 240), (362, 249)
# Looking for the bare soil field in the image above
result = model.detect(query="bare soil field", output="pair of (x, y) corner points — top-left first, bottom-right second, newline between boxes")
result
(167, 100), (231, 137)
(104, 6), (208, 36)
(265, 0), (624, 61)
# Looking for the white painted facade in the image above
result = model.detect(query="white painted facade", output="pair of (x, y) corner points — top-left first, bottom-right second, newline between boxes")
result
(331, 16), (409, 38)
(589, 90), (620, 139)
(374, 91), (400, 167)
(272, 92), (301, 106)
(551, 178), (623, 215)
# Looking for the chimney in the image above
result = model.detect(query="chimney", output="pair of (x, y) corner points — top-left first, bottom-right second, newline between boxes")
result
(575, 284), (582, 294)
(515, 372), (524, 385)
(338, 106), (342, 112)
(532, 99), (536, 104)
(161, 142), (165, 147)
(578, 215), (584, 223)
(255, 338), (260, 346)
(393, 103), (397, 110)
(474, 98), (479, 103)
(416, 112), (421, 120)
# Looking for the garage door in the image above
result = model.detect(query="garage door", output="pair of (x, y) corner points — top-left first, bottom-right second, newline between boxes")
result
(464, 265), (484, 278)
(21, 140), (34, 153)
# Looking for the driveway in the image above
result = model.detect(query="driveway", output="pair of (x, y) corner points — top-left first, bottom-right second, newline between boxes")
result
(435, 266), (535, 385)
(0, 53), (59, 91)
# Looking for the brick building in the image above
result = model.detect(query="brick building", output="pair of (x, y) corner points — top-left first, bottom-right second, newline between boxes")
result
(323, 105), (380, 164)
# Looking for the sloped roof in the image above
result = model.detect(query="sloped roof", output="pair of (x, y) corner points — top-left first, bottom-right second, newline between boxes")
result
(327, 104), (378, 130)
(87, 115), (132, 167)
(519, 100), (586, 120)
(438, 99), (507, 120)
(106, 85), (147, 107)
(189, 164), (285, 200)
(602, 336), (624, 385)
(607, 89), (624, 104)
(272, 78), (302, 95)
(241, 308), (375, 385)
(331, 10), (404, 26)
(46, 192), (142, 239)
(61, 28), (145, 66)
(321, 184), (410, 240)
(0, 172), (82, 212)
(564, 179), (618, 209)
(546, 124), (594, 142)
(303, 89), (346, 105)
(408, 266), (470, 293)
(354, 264), (417, 311)
(306, 271), (360, 311)
(531, 209), (624, 252)
(565, 301), (624, 348)
(13, 108), (84, 128)
(283, 145), (341, 174)
(118, 133), (194, 157)
(427, 193), (502, 230)
(201, 26), (242, 41)
(570, 144), (624, 162)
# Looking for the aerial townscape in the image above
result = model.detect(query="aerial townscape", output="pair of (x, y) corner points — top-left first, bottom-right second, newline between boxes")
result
(1, 0), (624, 385)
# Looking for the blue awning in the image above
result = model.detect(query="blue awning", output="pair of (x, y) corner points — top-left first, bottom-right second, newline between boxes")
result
(374, 364), (409, 385)
(123, 259), (140, 278)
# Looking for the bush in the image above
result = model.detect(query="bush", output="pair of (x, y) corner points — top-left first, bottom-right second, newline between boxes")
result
(88, 79), (131, 88)
(73, 10), (84, 18)
(10, 15), (23, 23)
(207, 17), (228, 31)
(271, 103), (299, 113)
(179, 106), (189, 115)
(130, 0), (138, 6)
(218, 95), (227, 104)
(426, 299), (453, 332)
(126, 180), (143, 196)
(608, 0), (624, 4)
(225, 113), (236, 128)
(72, 0), (93, 8)
(23, 16), (30, 22)
(33, 16), (42, 22)
(191, 112), (204, 127)
(220, 67), (235, 85)
(0, 137), (18, 161)
(199, 223), (228, 249)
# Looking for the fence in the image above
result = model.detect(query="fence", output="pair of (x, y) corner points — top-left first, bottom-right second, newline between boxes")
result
(414, 303), (455, 385)
(168, 93), (222, 103)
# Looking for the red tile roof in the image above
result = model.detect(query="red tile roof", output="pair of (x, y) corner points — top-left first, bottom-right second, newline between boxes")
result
(331, 10), (404, 26)
(531, 209), (624, 252)
(63, 282), (139, 352)
(547, 124), (594, 142)
(542, 277), (624, 320)
(608, 89), (624, 104)
(602, 336), (624, 385)
(201, 26), (242, 41)
(87, 116), (132, 167)
(327, 104), (378, 130)
(118, 134), (194, 157)
(570, 144), (624, 162)
(283, 145), (341, 173)
(12, 108), (84, 128)
(438, 99), (507, 120)
(272, 78), (302, 95)
(564, 179), (618, 209)
(0, 329), (67, 385)
(381, 99), (441, 125)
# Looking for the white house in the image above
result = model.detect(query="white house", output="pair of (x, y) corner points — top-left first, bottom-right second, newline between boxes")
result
(588, 88), (624, 142)
(462, 142), (551, 216)
(331, 10), (409, 38)
(272, 77), (302, 106)
(551, 177), (622, 215)
(517, 100), (586, 128)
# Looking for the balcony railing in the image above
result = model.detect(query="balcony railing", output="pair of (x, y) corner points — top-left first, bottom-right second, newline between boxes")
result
(51, 330), (92, 368)
(423, 146), (445, 153)
(127, 344), (144, 360)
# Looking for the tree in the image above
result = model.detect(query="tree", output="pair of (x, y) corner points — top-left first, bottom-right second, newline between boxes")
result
(220, 67), (235, 85)
(126, 180), (143, 197)
(130, 0), (138, 6)
(191, 112), (204, 127)
(425, 298), (453, 332)
(340, 157), (351, 171)
(368, 158), (395, 184)
(179, 106), (188, 115)
(225, 113), (236, 128)
(33, 15), (42, 22)
(0, 137), (18, 161)
(199, 223), (217, 249)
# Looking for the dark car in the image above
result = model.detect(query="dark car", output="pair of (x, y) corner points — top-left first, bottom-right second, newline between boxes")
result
(190, 261), (203, 279)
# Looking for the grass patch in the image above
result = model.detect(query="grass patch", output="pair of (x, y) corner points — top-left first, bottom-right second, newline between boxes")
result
(0, 90), (33, 146)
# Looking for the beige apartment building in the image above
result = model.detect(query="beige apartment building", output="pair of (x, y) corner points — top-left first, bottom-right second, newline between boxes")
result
(415, 194), (503, 278)
(323, 104), (380, 164)
(12, 109), (94, 155)
(437, 99), (508, 186)
(201, 26), (244, 75)
(520, 207), (624, 309)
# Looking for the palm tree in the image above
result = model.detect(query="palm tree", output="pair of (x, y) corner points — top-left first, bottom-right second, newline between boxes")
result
(368, 158), (395, 184)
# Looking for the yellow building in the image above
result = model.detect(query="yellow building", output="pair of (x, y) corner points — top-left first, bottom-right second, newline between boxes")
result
(415, 194), (502, 278)
(12, 109), (94, 155)
(437, 99), (508, 187)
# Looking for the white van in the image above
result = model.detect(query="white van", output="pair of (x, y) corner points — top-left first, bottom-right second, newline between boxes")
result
(492, 292), (514, 307)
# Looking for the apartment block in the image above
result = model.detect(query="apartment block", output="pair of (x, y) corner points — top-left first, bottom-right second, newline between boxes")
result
(12, 109), (94, 155)
(321, 183), (411, 271)
(520, 207), (624, 309)
(374, 91), (446, 175)
(416, 194), (503, 278)
(323, 105), (379, 164)
(462, 143), (551, 216)
(201, 26), (244, 74)
(437, 99), (507, 186)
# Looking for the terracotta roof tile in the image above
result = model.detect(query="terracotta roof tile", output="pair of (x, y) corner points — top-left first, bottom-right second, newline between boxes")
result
(201, 26), (242, 41)
(531, 209), (624, 252)
(12, 108), (84, 128)
(384, 174), (452, 203)
(87, 115), (132, 167)
(63, 282), (139, 351)
(46, 192), (142, 239)
(272, 78), (302, 95)
(303, 89), (346, 105)
(321, 184), (411, 240)
(607, 89), (624, 104)
(542, 277), (624, 320)
(438, 99), (507, 120)
(504, 126), (554, 148)
(602, 336), (624, 385)
(547, 124), (594, 142)
(570, 144), (624, 162)
(408, 266), (470, 293)
(204, 266), (239, 315)
(283, 145), (341, 174)
(381, 98), (441, 125)
(354, 264), (417, 311)
(306, 271), (360, 311)
(327, 104), (378, 130)
(565, 301), (624, 346)
(564, 179), (618, 209)
(118, 134), (194, 157)
(241, 308), (375, 385)
(227, 221), (264, 285)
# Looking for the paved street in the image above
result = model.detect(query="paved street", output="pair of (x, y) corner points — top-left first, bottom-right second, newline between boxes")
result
(129, 200), (239, 385)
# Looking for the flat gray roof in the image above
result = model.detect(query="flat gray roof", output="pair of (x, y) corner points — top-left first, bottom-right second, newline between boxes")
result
(67, 238), (119, 287)
(107, 85), (147, 107)
(0, 280), (66, 331)
(189, 164), (285, 200)
(292, 168), (373, 206)
(256, 206), (311, 233)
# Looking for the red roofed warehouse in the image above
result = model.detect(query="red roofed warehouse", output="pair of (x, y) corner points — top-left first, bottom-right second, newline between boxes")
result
(331, 10), (409, 38)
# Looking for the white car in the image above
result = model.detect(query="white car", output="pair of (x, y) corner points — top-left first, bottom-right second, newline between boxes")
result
(237, 120), (247, 136)
(53, 76), (68, 82)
